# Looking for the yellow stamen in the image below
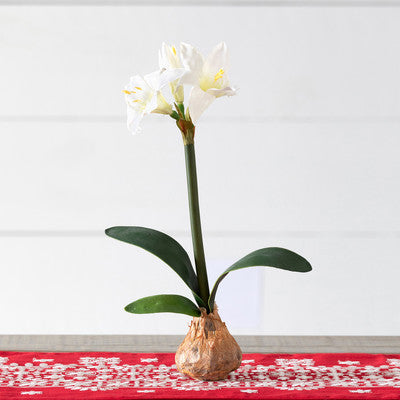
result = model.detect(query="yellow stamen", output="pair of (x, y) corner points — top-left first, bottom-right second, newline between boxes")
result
(132, 99), (141, 103)
(214, 68), (225, 81)
(134, 86), (142, 91)
(172, 46), (177, 55)
(123, 90), (131, 94)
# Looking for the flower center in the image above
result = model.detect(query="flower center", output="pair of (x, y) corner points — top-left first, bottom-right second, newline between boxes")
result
(123, 86), (143, 95)
(123, 86), (150, 111)
(214, 68), (225, 82)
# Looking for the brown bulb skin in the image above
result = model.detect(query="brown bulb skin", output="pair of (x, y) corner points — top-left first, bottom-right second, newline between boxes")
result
(175, 306), (242, 381)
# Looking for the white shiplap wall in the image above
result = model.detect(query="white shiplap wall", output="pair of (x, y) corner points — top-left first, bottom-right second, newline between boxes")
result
(0, 3), (399, 335)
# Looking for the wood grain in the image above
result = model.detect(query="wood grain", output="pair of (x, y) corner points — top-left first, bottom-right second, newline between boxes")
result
(1, 335), (399, 353)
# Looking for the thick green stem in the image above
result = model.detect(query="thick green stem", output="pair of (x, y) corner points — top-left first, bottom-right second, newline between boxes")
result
(184, 143), (210, 308)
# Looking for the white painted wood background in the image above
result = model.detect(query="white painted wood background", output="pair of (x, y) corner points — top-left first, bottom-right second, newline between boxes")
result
(0, 2), (399, 335)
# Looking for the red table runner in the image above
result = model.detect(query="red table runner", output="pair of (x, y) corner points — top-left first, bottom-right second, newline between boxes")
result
(0, 352), (400, 399)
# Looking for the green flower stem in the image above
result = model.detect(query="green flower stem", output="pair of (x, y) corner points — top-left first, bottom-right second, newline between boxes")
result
(184, 143), (210, 309)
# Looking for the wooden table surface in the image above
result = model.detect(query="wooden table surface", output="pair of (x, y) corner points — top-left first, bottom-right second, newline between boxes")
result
(1, 336), (399, 353)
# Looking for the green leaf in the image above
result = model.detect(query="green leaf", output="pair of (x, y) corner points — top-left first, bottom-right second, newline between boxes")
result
(192, 291), (207, 309)
(105, 226), (199, 294)
(177, 102), (185, 116)
(209, 247), (312, 310)
(125, 294), (201, 317)
(170, 110), (180, 120)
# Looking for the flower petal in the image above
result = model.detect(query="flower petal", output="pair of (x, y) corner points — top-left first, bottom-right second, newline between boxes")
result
(159, 42), (181, 69)
(152, 91), (173, 115)
(203, 42), (229, 76)
(180, 42), (204, 79)
(126, 74), (147, 91)
(127, 106), (144, 135)
(158, 42), (170, 69)
(144, 70), (164, 91)
(145, 68), (186, 91)
(144, 91), (158, 114)
(161, 68), (187, 86)
(178, 70), (199, 86)
(188, 86), (215, 124)
(207, 86), (237, 98)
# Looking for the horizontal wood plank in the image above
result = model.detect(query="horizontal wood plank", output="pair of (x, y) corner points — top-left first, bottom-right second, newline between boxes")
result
(1, 335), (399, 353)
(1, 6), (400, 118)
(1, 121), (399, 232)
(0, 235), (399, 335)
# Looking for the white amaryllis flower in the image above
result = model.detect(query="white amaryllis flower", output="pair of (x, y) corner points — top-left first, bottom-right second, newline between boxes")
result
(180, 42), (237, 123)
(159, 43), (185, 103)
(124, 69), (183, 134)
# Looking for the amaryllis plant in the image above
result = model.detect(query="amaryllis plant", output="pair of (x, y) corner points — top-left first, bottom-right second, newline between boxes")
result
(105, 42), (312, 319)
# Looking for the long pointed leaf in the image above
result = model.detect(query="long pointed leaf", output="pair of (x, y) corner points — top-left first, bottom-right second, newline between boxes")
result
(125, 294), (201, 317)
(105, 226), (199, 294)
(192, 291), (207, 309)
(209, 247), (312, 310)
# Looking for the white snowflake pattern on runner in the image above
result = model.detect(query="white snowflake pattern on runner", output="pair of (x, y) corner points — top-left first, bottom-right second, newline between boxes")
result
(275, 358), (315, 367)
(20, 391), (42, 395)
(388, 359), (400, 367)
(338, 360), (360, 365)
(0, 356), (399, 393)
